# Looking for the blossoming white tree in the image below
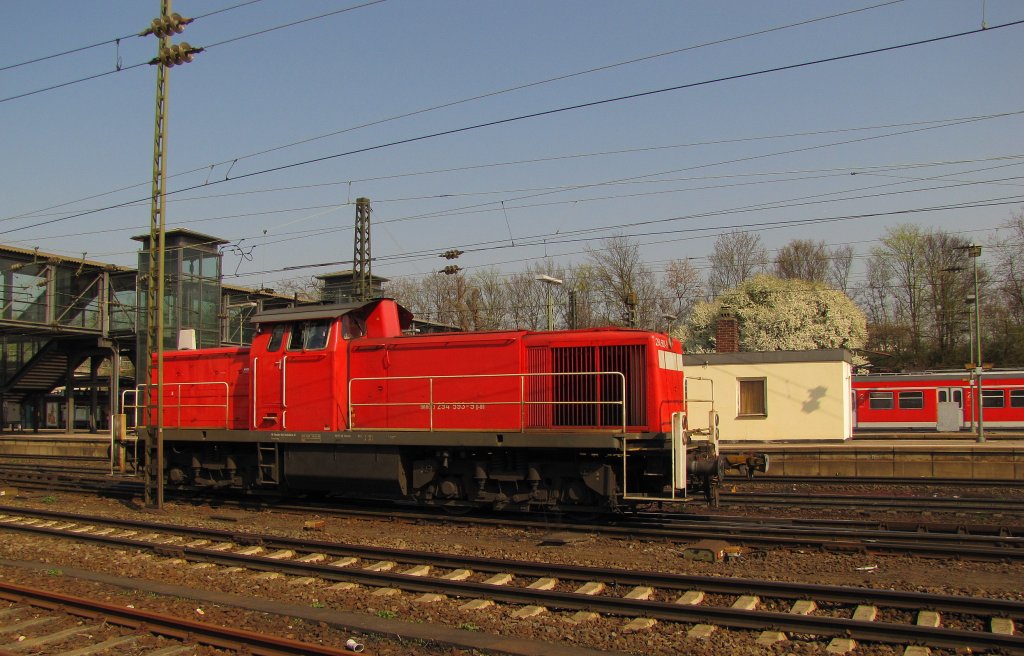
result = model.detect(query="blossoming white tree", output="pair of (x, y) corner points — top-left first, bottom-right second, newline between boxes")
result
(684, 274), (867, 354)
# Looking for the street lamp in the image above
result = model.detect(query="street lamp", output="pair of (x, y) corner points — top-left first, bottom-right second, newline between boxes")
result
(224, 301), (257, 344)
(662, 313), (678, 335)
(535, 274), (563, 330)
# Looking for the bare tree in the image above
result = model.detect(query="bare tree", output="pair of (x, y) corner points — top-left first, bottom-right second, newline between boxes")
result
(417, 272), (461, 327)
(993, 209), (1024, 325)
(920, 231), (972, 363)
(867, 225), (926, 365)
(564, 262), (600, 329)
(662, 258), (704, 322)
(708, 230), (768, 297)
(827, 244), (854, 293)
(467, 268), (509, 330)
(383, 277), (421, 310)
(586, 236), (659, 327)
(275, 275), (323, 302)
(983, 208), (1024, 364)
(774, 239), (828, 282)
(505, 268), (548, 327)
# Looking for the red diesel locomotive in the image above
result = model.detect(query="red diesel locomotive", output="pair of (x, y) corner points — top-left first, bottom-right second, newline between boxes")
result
(853, 370), (1024, 431)
(139, 298), (723, 511)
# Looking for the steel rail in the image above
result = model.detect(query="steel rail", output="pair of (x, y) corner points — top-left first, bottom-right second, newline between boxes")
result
(731, 474), (1024, 487)
(3, 521), (1023, 653)
(635, 510), (1023, 537)
(721, 490), (1024, 512)
(0, 580), (361, 655)
(1, 507), (1023, 620)
(2, 485), (1023, 561)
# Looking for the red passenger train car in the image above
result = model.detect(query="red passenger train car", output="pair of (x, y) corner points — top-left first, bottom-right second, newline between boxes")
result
(852, 370), (1024, 431)
(139, 298), (723, 511)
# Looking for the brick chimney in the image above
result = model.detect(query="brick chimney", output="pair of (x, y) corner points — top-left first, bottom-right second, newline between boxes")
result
(715, 308), (740, 353)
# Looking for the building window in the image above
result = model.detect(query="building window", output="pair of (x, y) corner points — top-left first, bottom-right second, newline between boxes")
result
(982, 389), (1005, 408)
(898, 391), (924, 409)
(1011, 390), (1024, 408)
(868, 391), (894, 410)
(738, 378), (766, 416)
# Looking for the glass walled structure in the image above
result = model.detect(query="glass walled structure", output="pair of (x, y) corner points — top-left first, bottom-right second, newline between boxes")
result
(133, 229), (226, 358)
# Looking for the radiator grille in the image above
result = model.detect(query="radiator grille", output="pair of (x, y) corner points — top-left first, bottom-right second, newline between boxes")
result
(527, 344), (646, 429)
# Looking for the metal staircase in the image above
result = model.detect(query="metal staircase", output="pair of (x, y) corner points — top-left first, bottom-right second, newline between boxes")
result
(0, 338), (90, 407)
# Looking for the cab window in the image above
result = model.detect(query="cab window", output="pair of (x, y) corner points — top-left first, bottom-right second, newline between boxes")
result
(342, 314), (365, 339)
(266, 325), (286, 352)
(288, 320), (331, 351)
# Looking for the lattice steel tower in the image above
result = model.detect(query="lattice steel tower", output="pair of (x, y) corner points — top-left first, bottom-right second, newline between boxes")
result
(353, 198), (372, 302)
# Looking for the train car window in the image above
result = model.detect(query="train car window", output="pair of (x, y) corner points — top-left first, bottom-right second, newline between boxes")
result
(1011, 390), (1024, 408)
(868, 391), (893, 409)
(737, 378), (766, 416)
(982, 389), (1005, 408)
(287, 320), (331, 351)
(898, 391), (924, 409)
(266, 325), (285, 352)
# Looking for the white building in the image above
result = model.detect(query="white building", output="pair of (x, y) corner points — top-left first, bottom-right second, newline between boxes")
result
(681, 349), (854, 442)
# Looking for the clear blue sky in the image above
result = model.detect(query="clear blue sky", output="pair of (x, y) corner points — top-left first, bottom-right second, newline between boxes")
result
(2, 0), (1022, 292)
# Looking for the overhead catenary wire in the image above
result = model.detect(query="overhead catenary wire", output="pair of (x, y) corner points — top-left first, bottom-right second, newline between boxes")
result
(186, 0), (911, 168)
(3, 15), (1022, 241)
(219, 195), (1024, 281)
(16, 155), (1024, 274)
(0, 0), (386, 105)
(18, 151), (1024, 236)
(0, 0), (267, 73)
(9, 118), (1022, 224)
(0, 0), (915, 223)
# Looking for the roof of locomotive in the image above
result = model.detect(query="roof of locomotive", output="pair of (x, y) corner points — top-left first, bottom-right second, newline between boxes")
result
(250, 297), (414, 329)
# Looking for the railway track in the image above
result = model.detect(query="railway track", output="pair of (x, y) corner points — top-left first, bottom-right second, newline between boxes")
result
(719, 490), (1024, 513)
(0, 580), (362, 655)
(0, 506), (1020, 653)
(6, 463), (1024, 514)
(732, 474), (1024, 488)
(3, 467), (1024, 561)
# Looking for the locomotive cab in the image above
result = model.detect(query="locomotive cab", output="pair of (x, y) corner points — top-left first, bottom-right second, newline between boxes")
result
(247, 299), (412, 433)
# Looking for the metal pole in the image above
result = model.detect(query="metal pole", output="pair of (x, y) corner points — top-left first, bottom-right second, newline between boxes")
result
(146, 0), (172, 508)
(971, 245), (984, 443)
(534, 275), (562, 330)
(545, 287), (553, 330)
(967, 309), (975, 431)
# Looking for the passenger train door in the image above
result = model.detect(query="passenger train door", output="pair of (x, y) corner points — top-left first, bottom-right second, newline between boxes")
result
(253, 324), (287, 430)
(937, 387), (965, 430)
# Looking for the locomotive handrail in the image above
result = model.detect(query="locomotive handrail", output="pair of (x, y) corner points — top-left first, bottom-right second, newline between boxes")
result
(347, 371), (627, 433)
(122, 382), (232, 430)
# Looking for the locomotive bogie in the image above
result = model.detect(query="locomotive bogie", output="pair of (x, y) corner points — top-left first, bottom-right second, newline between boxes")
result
(148, 435), (677, 511)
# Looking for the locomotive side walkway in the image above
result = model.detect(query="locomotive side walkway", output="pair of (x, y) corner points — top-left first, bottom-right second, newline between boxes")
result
(1, 429), (1023, 481)
(720, 434), (1024, 480)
